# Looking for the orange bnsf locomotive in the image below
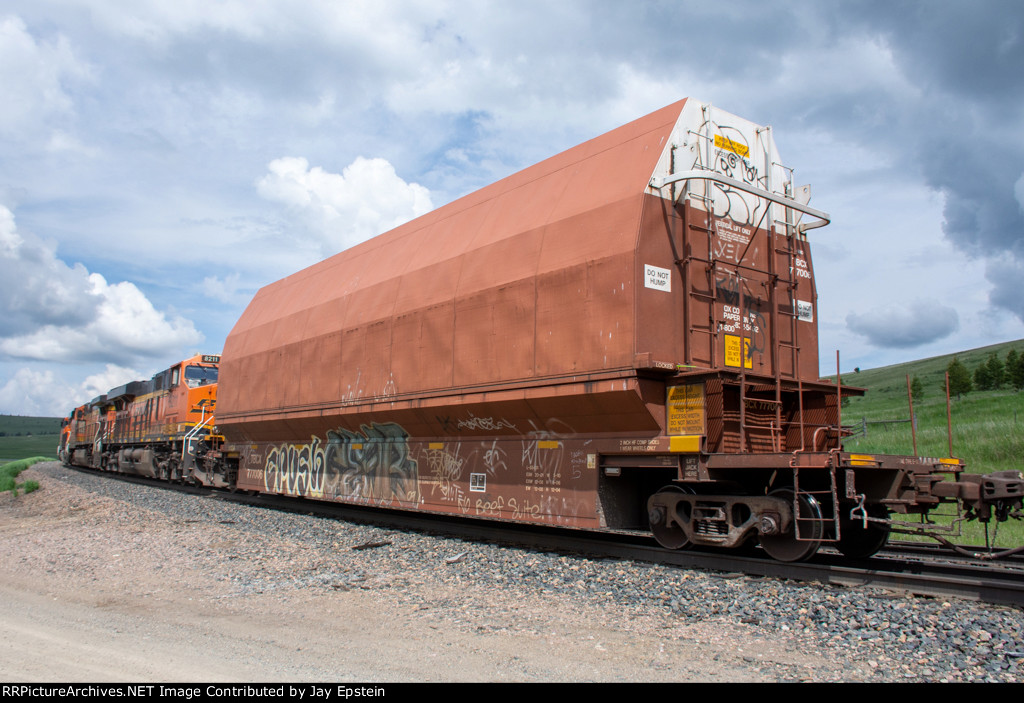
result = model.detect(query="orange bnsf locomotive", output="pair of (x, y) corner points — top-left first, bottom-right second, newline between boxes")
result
(62, 99), (1024, 562)
(60, 354), (232, 487)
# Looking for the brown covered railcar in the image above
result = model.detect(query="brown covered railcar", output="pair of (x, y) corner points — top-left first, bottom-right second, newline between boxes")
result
(215, 99), (1020, 561)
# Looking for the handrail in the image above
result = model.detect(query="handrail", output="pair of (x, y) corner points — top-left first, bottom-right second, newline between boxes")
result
(181, 404), (213, 466)
(649, 169), (831, 232)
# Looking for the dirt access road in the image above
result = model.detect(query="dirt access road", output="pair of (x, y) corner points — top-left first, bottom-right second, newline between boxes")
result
(0, 463), (878, 682)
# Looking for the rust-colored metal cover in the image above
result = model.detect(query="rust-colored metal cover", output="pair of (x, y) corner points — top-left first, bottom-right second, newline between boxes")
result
(220, 100), (693, 436)
(220, 99), (822, 437)
(218, 99), (830, 524)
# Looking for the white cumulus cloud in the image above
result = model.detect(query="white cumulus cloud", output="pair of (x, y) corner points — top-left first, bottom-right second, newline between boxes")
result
(0, 368), (73, 417)
(0, 15), (90, 139)
(257, 156), (433, 257)
(0, 204), (100, 336)
(201, 271), (248, 304)
(0, 203), (202, 364)
(0, 363), (140, 416)
(79, 363), (143, 402)
(0, 273), (202, 363)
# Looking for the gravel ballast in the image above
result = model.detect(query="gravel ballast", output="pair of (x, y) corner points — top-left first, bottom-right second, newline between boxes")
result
(2, 461), (1022, 682)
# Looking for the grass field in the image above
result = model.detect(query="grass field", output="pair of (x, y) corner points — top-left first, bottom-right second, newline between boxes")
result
(832, 339), (1024, 549)
(838, 338), (1024, 474)
(0, 414), (62, 436)
(0, 414), (61, 464)
(0, 435), (58, 464)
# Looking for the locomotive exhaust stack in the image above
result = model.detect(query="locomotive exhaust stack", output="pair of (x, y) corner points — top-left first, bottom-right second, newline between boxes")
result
(61, 99), (1024, 562)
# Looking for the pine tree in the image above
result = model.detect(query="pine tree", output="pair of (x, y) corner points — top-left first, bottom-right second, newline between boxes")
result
(947, 357), (972, 399)
(910, 375), (923, 400)
(986, 351), (1006, 390)
(1008, 349), (1024, 391)
(974, 362), (993, 391)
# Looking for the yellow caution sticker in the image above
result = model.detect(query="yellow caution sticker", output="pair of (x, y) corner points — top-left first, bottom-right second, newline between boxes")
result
(714, 134), (749, 158)
(667, 383), (705, 435)
(724, 335), (753, 369)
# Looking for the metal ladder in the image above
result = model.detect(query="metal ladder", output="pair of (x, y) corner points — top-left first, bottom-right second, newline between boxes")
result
(792, 458), (840, 540)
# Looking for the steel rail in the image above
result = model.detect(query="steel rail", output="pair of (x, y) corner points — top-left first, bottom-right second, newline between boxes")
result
(257, 498), (1024, 607)
(212, 484), (1024, 607)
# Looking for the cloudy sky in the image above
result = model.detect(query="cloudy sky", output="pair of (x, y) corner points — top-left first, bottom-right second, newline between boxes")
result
(1, 0), (1022, 416)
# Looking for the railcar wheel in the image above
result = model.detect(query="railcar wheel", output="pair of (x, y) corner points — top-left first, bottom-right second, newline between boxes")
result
(648, 485), (693, 550)
(759, 488), (823, 563)
(837, 504), (890, 558)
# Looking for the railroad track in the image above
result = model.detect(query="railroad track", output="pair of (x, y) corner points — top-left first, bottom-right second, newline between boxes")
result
(69, 465), (1024, 608)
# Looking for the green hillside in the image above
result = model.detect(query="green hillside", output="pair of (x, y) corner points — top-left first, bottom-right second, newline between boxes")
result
(0, 414), (61, 464)
(0, 414), (61, 436)
(834, 339), (1024, 474)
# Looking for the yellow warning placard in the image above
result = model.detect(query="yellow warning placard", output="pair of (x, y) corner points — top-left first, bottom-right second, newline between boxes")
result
(724, 334), (753, 369)
(667, 383), (705, 436)
(714, 134), (749, 158)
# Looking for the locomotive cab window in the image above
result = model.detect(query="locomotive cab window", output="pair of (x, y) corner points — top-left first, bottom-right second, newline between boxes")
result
(184, 365), (218, 387)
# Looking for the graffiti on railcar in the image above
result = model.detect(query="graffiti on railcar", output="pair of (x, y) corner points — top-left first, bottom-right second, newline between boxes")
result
(508, 496), (544, 520)
(706, 122), (764, 228)
(568, 449), (587, 481)
(423, 442), (471, 512)
(474, 495), (504, 517)
(530, 493), (588, 525)
(262, 422), (419, 504)
(522, 438), (562, 493)
(456, 413), (519, 432)
(497, 493), (587, 524)
(325, 423), (419, 503)
(263, 436), (326, 497)
(712, 219), (758, 266)
(468, 494), (542, 520)
(481, 439), (509, 476)
(417, 424), (593, 521)
(521, 418), (578, 494)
